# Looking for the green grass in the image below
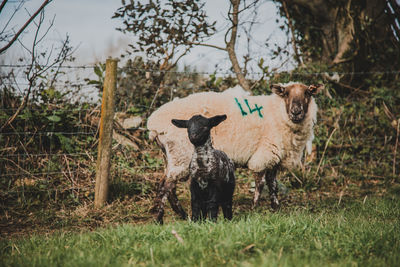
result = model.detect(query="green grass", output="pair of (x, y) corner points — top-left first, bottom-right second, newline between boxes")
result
(1, 196), (399, 267)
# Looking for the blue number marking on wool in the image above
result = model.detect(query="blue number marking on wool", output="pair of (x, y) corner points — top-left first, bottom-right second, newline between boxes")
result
(234, 98), (263, 118)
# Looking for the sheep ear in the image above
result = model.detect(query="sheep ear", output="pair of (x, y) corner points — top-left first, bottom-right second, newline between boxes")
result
(270, 84), (286, 97)
(208, 115), (227, 128)
(171, 119), (188, 128)
(307, 84), (324, 95)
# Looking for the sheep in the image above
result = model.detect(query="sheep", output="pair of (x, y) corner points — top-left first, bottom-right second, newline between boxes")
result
(147, 82), (323, 223)
(171, 114), (235, 222)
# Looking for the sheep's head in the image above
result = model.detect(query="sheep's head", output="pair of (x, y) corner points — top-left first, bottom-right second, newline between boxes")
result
(171, 114), (227, 146)
(271, 83), (323, 124)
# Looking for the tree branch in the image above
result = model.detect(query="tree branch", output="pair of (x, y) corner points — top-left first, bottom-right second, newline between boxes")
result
(187, 41), (227, 51)
(1, 15), (73, 131)
(0, 0), (51, 54)
(0, 0), (8, 15)
(332, 0), (355, 65)
(282, 0), (304, 67)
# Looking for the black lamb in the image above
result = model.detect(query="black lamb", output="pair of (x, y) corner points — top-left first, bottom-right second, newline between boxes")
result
(171, 114), (235, 221)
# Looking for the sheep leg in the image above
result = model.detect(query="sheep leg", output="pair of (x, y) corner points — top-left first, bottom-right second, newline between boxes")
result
(206, 186), (219, 222)
(151, 178), (168, 224)
(221, 179), (235, 220)
(167, 183), (188, 220)
(253, 171), (266, 208)
(190, 180), (203, 221)
(265, 168), (280, 210)
(221, 198), (233, 220)
(152, 178), (186, 224)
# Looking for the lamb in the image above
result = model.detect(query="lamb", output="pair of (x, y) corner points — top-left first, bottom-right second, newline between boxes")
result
(147, 82), (323, 223)
(171, 114), (235, 222)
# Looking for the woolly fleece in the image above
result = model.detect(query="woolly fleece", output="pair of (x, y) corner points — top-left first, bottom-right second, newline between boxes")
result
(147, 86), (317, 181)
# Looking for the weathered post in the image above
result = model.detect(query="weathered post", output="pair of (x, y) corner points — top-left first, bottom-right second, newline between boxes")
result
(94, 58), (117, 208)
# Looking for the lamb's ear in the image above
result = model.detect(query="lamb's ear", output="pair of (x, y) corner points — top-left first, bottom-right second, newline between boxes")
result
(307, 84), (324, 95)
(270, 84), (286, 97)
(171, 119), (188, 128)
(209, 115), (227, 128)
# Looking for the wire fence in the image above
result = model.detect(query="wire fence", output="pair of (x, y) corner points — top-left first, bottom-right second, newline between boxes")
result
(1, 63), (400, 76)
(1, 62), (399, 204)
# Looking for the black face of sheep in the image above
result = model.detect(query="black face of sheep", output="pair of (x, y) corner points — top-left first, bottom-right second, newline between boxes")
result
(271, 83), (323, 124)
(171, 115), (227, 146)
(171, 114), (235, 222)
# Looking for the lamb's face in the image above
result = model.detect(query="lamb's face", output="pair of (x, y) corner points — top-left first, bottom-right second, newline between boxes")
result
(271, 83), (323, 124)
(171, 114), (227, 147)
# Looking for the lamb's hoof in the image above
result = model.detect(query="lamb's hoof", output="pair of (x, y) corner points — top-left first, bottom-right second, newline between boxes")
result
(179, 212), (188, 220)
(155, 210), (164, 225)
(271, 201), (280, 211)
(149, 205), (158, 214)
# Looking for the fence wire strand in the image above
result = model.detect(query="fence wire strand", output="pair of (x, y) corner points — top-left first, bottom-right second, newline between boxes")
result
(1, 63), (400, 76)
(1, 62), (399, 199)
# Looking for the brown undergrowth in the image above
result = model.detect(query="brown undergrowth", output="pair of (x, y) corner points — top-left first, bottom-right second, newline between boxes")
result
(1, 164), (395, 239)
(1, 83), (400, 239)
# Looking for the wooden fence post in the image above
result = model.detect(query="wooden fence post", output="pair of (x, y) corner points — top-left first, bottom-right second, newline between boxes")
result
(94, 58), (117, 208)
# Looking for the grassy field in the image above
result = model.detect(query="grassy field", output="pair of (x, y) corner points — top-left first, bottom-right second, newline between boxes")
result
(1, 196), (399, 267)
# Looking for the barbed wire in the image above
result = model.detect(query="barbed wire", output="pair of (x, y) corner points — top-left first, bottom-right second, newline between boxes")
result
(0, 152), (97, 158)
(0, 148), (160, 158)
(0, 185), (93, 195)
(1, 62), (398, 197)
(0, 108), (99, 112)
(1, 63), (400, 76)
(0, 64), (96, 69)
(0, 131), (97, 136)
(0, 165), (163, 178)
(1, 82), (96, 88)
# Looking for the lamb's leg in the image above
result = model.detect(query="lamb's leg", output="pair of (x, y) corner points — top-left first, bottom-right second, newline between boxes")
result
(221, 177), (235, 220)
(200, 199), (207, 221)
(190, 180), (202, 221)
(253, 171), (266, 208)
(168, 182), (188, 220)
(221, 197), (233, 220)
(265, 168), (279, 210)
(206, 186), (219, 222)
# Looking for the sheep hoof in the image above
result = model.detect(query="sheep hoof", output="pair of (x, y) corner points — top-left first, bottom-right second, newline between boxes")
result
(179, 212), (188, 220)
(149, 204), (159, 214)
(271, 201), (280, 211)
(156, 212), (164, 225)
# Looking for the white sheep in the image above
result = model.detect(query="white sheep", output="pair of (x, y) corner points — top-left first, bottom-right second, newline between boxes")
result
(148, 82), (323, 223)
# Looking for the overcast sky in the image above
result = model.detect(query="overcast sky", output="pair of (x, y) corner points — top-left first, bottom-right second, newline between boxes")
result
(0, 0), (286, 73)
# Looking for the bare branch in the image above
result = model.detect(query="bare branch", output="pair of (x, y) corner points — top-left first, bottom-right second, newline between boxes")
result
(187, 42), (227, 51)
(282, 0), (304, 67)
(0, 1), (24, 37)
(0, 0), (51, 54)
(237, 0), (260, 14)
(0, 0), (8, 15)
(170, 46), (192, 69)
(1, 11), (73, 131)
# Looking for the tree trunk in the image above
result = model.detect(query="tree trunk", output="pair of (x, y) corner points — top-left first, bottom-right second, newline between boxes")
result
(227, 0), (251, 92)
(278, 0), (399, 74)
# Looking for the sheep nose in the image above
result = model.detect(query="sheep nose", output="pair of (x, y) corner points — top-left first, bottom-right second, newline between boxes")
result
(190, 133), (199, 139)
(291, 106), (302, 115)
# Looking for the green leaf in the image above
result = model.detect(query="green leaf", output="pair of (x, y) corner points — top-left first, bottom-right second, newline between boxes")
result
(94, 65), (103, 78)
(47, 115), (61, 122)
